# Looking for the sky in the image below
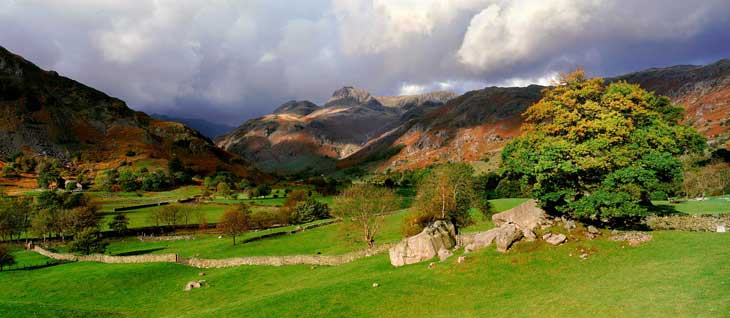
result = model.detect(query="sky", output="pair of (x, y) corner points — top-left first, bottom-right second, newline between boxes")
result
(2, 0), (730, 126)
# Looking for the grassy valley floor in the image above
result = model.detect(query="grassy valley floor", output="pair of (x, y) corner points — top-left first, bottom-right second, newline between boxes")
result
(0, 231), (728, 317)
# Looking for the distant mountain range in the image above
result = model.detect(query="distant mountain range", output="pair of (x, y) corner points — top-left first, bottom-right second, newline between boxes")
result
(151, 114), (235, 139)
(2, 44), (728, 178)
(215, 87), (456, 174)
(219, 60), (730, 174)
(0, 45), (258, 178)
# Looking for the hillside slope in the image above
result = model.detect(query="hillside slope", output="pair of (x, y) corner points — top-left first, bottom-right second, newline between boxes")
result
(345, 59), (730, 171)
(151, 114), (235, 139)
(216, 87), (455, 174)
(0, 46), (257, 178)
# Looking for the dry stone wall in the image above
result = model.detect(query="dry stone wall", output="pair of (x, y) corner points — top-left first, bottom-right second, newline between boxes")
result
(184, 244), (393, 268)
(646, 214), (730, 232)
(33, 247), (178, 264)
(32, 243), (392, 268)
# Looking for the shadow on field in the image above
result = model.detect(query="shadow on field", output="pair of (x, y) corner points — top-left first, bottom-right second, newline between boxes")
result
(114, 247), (167, 256)
(647, 204), (687, 216)
(3, 260), (69, 272)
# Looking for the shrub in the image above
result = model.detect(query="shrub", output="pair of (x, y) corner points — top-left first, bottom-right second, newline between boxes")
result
(0, 245), (16, 270)
(412, 163), (480, 230)
(249, 210), (281, 229)
(69, 228), (108, 255)
(292, 199), (330, 224)
(650, 191), (669, 201)
(401, 210), (437, 236)
(108, 214), (129, 234)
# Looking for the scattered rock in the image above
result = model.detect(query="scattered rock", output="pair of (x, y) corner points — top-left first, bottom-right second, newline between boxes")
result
(579, 253), (589, 260)
(428, 262), (436, 269)
(495, 223), (523, 253)
(492, 199), (548, 237)
(372, 283), (379, 288)
(543, 233), (567, 246)
(217, 235), (223, 239)
(587, 226), (599, 234)
(563, 219), (576, 232)
(457, 256), (466, 264)
(610, 232), (652, 246)
(585, 225), (601, 240)
(523, 229), (537, 242)
(183, 281), (202, 291)
(437, 248), (453, 262)
(389, 220), (457, 267)
(198, 272), (206, 276)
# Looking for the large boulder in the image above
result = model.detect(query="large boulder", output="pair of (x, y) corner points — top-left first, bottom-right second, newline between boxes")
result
(437, 248), (453, 262)
(389, 220), (456, 267)
(495, 223), (523, 253)
(492, 200), (548, 236)
(463, 228), (500, 252)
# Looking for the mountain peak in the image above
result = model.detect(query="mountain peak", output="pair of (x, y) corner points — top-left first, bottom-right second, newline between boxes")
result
(324, 86), (381, 108)
(272, 100), (320, 116)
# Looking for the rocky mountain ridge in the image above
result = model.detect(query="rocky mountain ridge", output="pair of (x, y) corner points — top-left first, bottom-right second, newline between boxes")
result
(0, 45), (257, 178)
(345, 59), (730, 171)
(215, 87), (456, 174)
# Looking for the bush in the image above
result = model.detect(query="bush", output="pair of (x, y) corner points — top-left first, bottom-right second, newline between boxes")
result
(108, 214), (129, 234)
(69, 228), (108, 255)
(650, 191), (669, 201)
(64, 181), (77, 191)
(0, 244), (16, 270)
(141, 169), (169, 191)
(495, 178), (527, 198)
(292, 199), (330, 224)
(118, 170), (139, 192)
(249, 210), (282, 229)
(401, 210), (436, 236)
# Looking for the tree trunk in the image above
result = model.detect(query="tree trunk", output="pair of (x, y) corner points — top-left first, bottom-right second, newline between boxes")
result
(639, 191), (653, 206)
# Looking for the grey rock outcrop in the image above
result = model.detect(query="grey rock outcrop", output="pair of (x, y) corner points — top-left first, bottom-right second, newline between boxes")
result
(463, 228), (500, 253)
(495, 223), (523, 252)
(437, 248), (453, 262)
(389, 220), (457, 267)
(492, 200), (548, 237)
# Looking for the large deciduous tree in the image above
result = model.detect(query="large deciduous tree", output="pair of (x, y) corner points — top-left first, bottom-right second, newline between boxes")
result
(409, 163), (487, 233)
(501, 70), (705, 221)
(217, 204), (251, 245)
(333, 183), (399, 248)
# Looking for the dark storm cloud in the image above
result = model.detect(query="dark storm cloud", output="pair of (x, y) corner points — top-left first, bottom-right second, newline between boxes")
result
(1, 0), (729, 125)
